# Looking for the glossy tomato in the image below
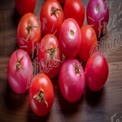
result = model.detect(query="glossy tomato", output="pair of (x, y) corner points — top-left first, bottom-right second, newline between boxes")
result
(15, 0), (36, 16)
(59, 59), (85, 103)
(17, 13), (41, 55)
(7, 49), (33, 94)
(37, 34), (62, 79)
(29, 73), (54, 116)
(87, 0), (109, 37)
(64, 0), (85, 27)
(59, 18), (81, 58)
(40, 0), (64, 37)
(79, 25), (98, 62)
(85, 51), (109, 92)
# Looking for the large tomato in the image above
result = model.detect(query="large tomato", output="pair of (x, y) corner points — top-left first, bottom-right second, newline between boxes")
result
(64, 0), (85, 27)
(86, 0), (109, 37)
(78, 25), (98, 62)
(59, 59), (85, 103)
(29, 73), (54, 117)
(37, 34), (62, 79)
(85, 51), (109, 92)
(40, 0), (64, 37)
(15, 0), (36, 16)
(7, 49), (33, 94)
(59, 18), (81, 58)
(17, 13), (41, 55)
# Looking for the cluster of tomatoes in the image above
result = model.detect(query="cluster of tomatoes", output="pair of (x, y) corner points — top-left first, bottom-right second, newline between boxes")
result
(7, 0), (109, 117)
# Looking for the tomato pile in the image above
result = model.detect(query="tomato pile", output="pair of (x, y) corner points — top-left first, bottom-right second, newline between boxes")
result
(7, 0), (109, 117)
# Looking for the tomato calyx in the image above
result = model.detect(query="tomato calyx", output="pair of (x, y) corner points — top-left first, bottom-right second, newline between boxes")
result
(51, 7), (61, 18)
(74, 63), (81, 75)
(46, 47), (61, 63)
(25, 19), (38, 42)
(33, 89), (48, 107)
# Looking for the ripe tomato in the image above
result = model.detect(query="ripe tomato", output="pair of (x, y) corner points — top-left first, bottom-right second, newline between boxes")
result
(86, 0), (109, 37)
(64, 0), (85, 27)
(85, 51), (109, 92)
(7, 49), (33, 94)
(29, 73), (54, 117)
(17, 13), (41, 55)
(59, 18), (81, 58)
(59, 59), (85, 103)
(15, 0), (36, 16)
(37, 34), (62, 79)
(40, 0), (64, 37)
(78, 25), (98, 62)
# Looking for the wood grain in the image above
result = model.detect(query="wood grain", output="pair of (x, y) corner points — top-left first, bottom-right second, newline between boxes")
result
(0, 0), (122, 122)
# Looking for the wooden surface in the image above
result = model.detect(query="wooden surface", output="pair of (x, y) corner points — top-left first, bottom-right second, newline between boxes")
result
(0, 0), (122, 122)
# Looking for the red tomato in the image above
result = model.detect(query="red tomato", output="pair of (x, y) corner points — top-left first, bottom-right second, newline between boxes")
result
(29, 73), (54, 117)
(15, 0), (36, 16)
(59, 59), (85, 103)
(59, 18), (81, 58)
(17, 13), (41, 55)
(87, 0), (109, 37)
(64, 0), (85, 27)
(40, 0), (64, 37)
(7, 49), (33, 94)
(37, 34), (62, 79)
(78, 25), (98, 62)
(85, 52), (109, 92)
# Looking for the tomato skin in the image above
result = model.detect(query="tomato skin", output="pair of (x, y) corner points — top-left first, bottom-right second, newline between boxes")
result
(59, 18), (81, 58)
(17, 13), (41, 55)
(37, 34), (62, 79)
(29, 73), (54, 117)
(59, 59), (85, 103)
(79, 25), (98, 62)
(40, 0), (64, 37)
(7, 49), (33, 94)
(64, 0), (85, 27)
(15, 0), (36, 16)
(85, 52), (109, 92)
(86, 0), (109, 37)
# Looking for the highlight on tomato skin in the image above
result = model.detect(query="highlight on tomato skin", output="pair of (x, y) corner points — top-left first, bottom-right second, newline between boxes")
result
(29, 73), (54, 117)
(85, 51), (109, 92)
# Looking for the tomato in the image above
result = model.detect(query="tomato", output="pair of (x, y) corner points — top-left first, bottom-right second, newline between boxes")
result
(40, 0), (64, 37)
(37, 34), (62, 79)
(29, 73), (54, 116)
(78, 25), (98, 62)
(85, 51), (109, 92)
(7, 49), (33, 94)
(59, 59), (85, 103)
(15, 0), (36, 16)
(17, 13), (41, 55)
(64, 0), (85, 27)
(86, 0), (109, 37)
(59, 18), (81, 58)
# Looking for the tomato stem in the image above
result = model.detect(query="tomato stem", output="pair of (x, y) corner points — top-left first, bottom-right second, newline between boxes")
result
(33, 89), (48, 107)
(16, 56), (24, 70)
(74, 63), (81, 75)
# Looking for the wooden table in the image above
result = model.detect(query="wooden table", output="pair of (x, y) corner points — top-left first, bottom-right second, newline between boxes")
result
(0, 0), (122, 122)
